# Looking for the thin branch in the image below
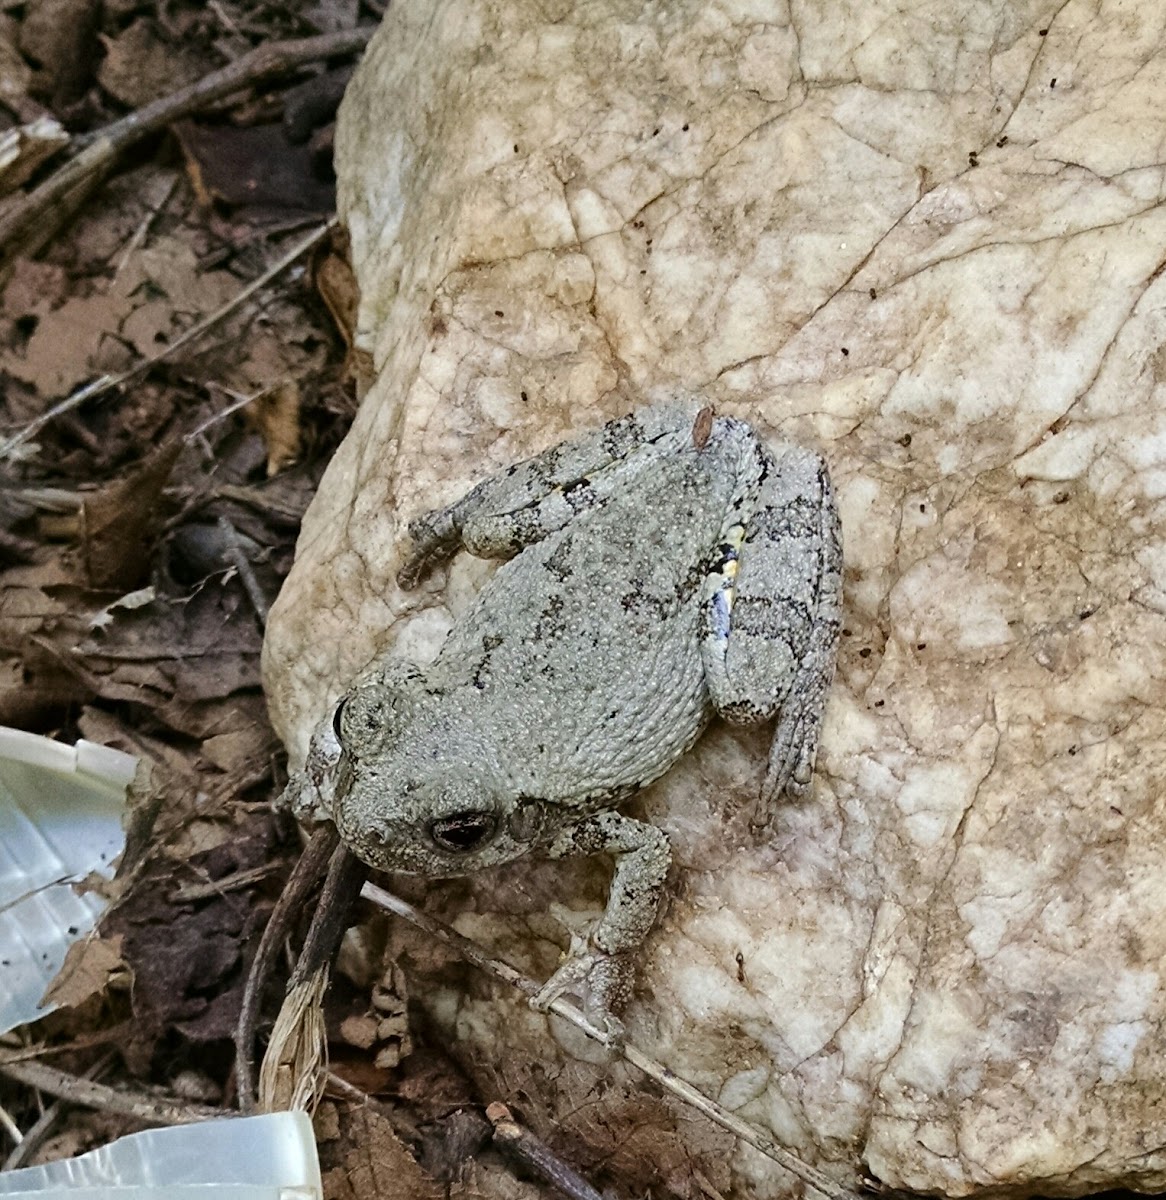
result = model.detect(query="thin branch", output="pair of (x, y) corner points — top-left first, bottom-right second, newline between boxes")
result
(256, 846), (369, 1113)
(2, 1051), (117, 1171)
(114, 172), (180, 275)
(0, 28), (372, 260)
(186, 384), (262, 442)
(171, 862), (280, 903)
(218, 516), (270, 625)
(236, 824), (338, 1111)
(488, 1102), (604, 1200)
(362, 882), (865, 1200)
(0, 1059), (231, 1126)
(0, 218), (335, 459)
(0, 1025), (134, 1067)
(0, 1101), (21, 1148)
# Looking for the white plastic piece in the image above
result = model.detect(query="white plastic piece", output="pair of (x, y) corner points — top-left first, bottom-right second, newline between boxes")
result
(0, 727), (136, 1035)
(0, 1111), (322, 1199)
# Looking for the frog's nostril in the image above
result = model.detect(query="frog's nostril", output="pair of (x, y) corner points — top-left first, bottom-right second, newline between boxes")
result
(366, 821), (391, 845)
(429, 811), (497, 853)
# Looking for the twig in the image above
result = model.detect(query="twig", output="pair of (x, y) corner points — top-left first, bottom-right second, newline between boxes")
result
(487, 1102), (604, 1200)
(171, 862), (280, 902)
(361, 882), (864, 1200)
(114, 171), (180, 275)
(236, 824), (338, 1111)
(0, 218), (335, 459)
(0, 1059), (231, 1126)
(0, 28), (372, 261)
(186, 384), (262, 442)
(2, 1051), (116, 1171)
(324, 1069), (422, 1141)
(218, 515), (270, 625)
(0, 1101), (20, 1148)
(0, 1025), (134, 1067)
(257, 844), (369, 1113)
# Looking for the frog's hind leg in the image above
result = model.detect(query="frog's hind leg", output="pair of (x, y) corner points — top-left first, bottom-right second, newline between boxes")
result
(700, 427), (842, 806)
(398, 400), (705, 587)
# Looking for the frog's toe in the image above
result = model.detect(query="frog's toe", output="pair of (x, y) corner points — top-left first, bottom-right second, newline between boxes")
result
(530, 937), (631, 1046)
(530, 933), (593, 1011)
(763, 703), (820, 806)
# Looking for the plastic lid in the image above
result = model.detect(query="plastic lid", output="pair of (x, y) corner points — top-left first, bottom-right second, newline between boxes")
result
(0, 727), (135, 1035)
(0, 1112), (321, 1198)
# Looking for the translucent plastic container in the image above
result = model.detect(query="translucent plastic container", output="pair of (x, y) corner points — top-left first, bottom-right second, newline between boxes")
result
(0, 727), (135, 1035)
(0, 1111), (321, 1199)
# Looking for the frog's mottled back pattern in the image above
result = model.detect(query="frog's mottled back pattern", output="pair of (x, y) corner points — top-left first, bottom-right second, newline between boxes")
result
(287, 399), (842, 1039)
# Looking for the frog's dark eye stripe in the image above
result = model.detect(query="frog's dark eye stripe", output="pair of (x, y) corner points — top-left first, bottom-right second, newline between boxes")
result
(430, 812), (497, 853)
(332, 697), (348, 741)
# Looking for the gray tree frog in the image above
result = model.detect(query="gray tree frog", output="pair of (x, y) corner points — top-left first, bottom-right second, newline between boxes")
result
(285, 399), (842, 1040)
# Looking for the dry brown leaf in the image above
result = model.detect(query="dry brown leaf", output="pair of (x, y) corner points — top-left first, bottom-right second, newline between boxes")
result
(245, 380), (302, 476)
(0, 648), (92, 726)
(97, 18), (209, 109)
(7, 290), (135, 396)
(4, 231), (237, 398)
(41, 933), (129, 1010)
(71, 586), (266, 737)
(31, 1113), (132, 1168)
(81, 440), (182, 589)
(450, 1158), (556, 1200)
(126, 236), (238, 316)
(0, 580), (68, 641)
(163, 819), (238, 860)
(284, 68), (351, 143)
(102, 811), (278, 1056)
(116, 234), (238, 357)
(2, 256), (68, 319)
(175, 120), (335, 216)
(225, 325), (323, 394)
(395, 1048), (478, 1119)
(314, 240), (359, 347)
(76, 706), (203, 863)
(302, 0), (359, 35)
(19, 0), (100, 107)
(476, 1047), (737, 1199)
(328, 1106), (444, 1200)
(314, 232), (375, 394)
(201, 721), (276, 773)
(0, 15), (34, 113)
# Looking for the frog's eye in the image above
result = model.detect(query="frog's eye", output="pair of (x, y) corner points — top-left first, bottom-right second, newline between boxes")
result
(429, 812), (497, 853)
(331, 697), (348, 742)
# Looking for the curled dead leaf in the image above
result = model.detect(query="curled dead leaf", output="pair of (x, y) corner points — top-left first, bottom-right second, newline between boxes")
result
(41, 933), (129, 1011)
(314, 236), (359, 348)
(81, 440), (181, 589)
(244, 380), (301, 476)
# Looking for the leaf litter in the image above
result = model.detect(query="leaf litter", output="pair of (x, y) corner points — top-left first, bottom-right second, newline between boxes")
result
(0, 0), (673, 1195)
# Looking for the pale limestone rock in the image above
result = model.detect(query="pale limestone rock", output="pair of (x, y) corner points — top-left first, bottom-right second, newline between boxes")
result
(262, 0), (1166, 1195)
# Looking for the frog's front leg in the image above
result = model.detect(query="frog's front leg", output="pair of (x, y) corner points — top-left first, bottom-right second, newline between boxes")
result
(531, 811), (671, 1042)
(398, 401), (705, 586)
(701, 432), (842, 807)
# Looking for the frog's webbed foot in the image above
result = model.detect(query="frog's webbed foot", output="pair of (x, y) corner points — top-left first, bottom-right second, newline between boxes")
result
(530, 932), (630, 1046)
